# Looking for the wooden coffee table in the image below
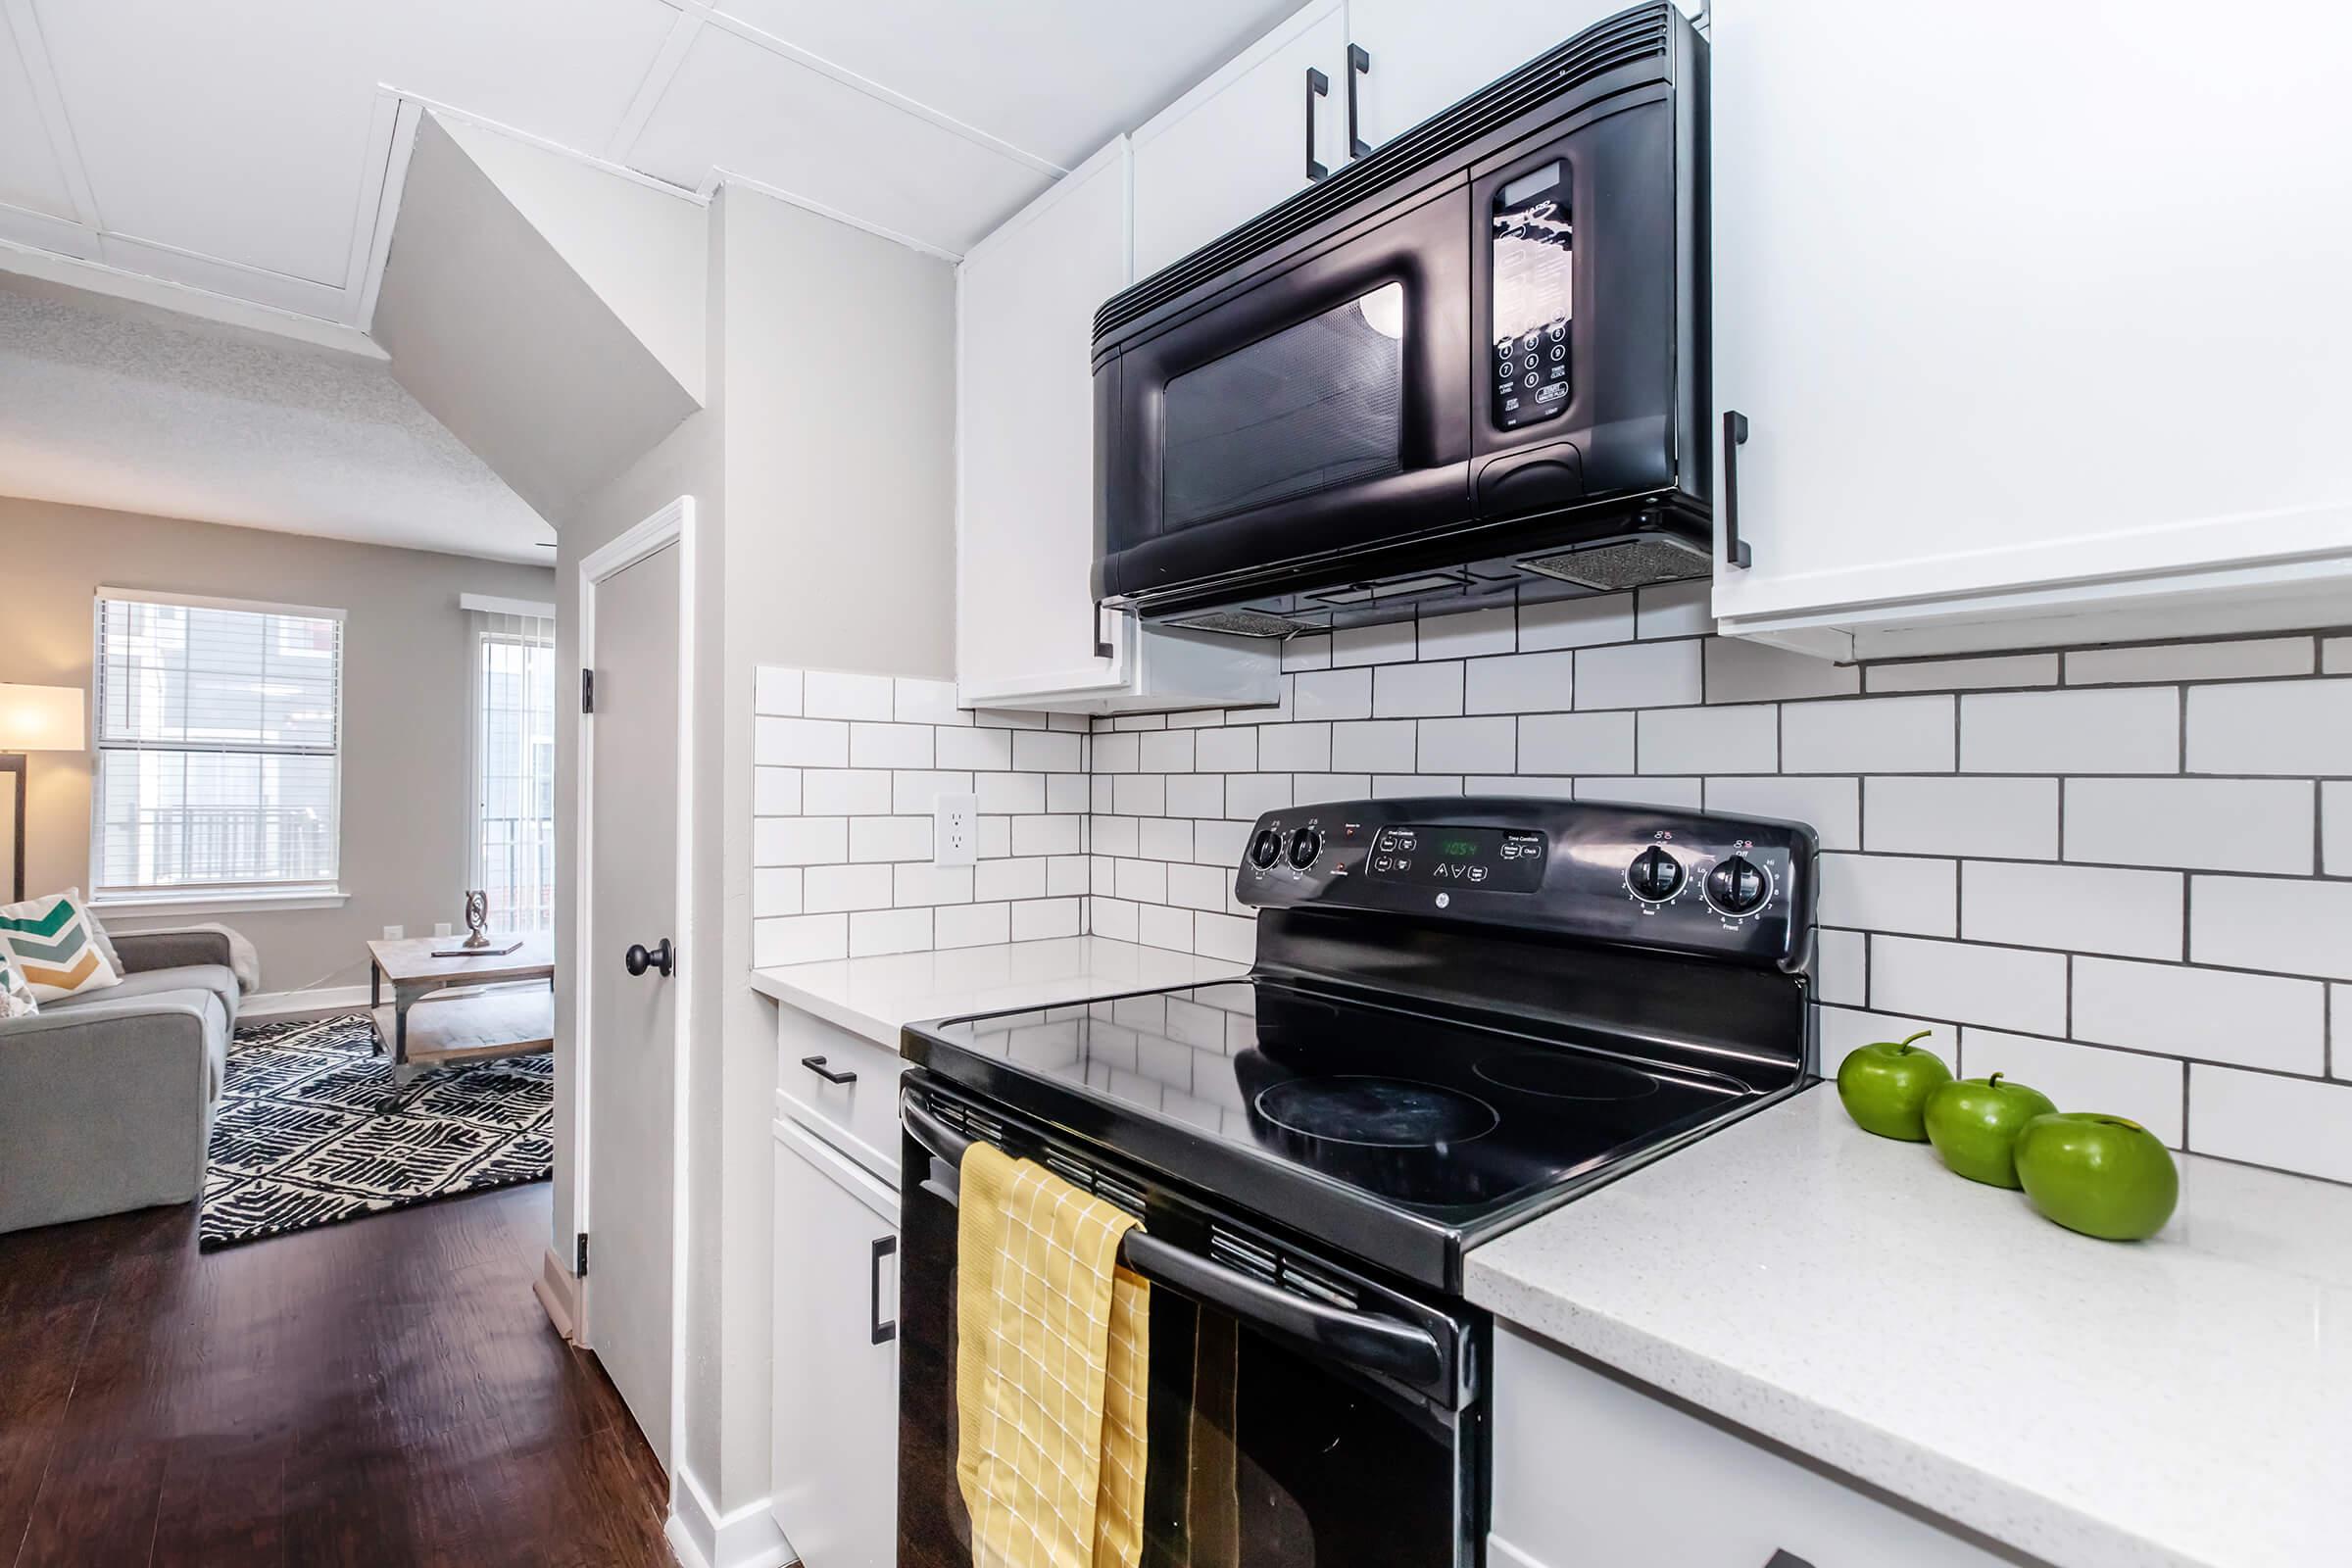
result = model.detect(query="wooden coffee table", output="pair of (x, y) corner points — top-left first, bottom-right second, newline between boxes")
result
(367, 933), (556, 1087)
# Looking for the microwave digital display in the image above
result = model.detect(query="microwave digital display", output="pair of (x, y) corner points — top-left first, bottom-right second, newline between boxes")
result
(1491, 161), (1573, 432)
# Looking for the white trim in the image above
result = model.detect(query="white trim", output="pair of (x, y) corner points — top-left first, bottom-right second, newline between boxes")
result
(383, 88), (711, 206)
(94, 586), (348, 622)
(708, 169), (964, 263)
(606, 9), (707, 164)
(351, 93), (422, 332)
(90, 888), (349, 918)
(459, 593), (558, 618)
(0, 0), (102, 227)
(664, 1464), (790, 1568)
(0, 237), (386, 360)
(574, 495), (697, 1482)
(237, 983), (374, 1021)
(533, 1246), (580, 1343)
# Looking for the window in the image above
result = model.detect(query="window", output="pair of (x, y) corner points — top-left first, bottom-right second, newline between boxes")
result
(465, 598), (556, 932)
(92, 591), (343, 901)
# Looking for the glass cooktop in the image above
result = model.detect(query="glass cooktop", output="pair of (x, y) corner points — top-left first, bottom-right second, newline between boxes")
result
(916, 977), (1763, 1224)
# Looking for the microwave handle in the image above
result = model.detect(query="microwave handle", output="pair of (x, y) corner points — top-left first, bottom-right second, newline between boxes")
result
(1305, 68), (1330, 182)
(901, 1090), (1449, 1397)
(1722, 410), (1753, 568)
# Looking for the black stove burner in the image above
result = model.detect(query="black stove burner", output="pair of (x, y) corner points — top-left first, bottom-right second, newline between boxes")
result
(1473, 1049), (1662, 1102)
(1253, 1076), (1500, 1149)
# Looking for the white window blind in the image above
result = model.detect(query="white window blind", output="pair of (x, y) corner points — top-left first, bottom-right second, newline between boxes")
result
(92, 591), (343, 897)
(465, 600), (556, 932)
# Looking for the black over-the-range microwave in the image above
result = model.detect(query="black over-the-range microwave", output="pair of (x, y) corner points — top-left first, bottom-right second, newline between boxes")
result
(1091, 3), (1711, 638)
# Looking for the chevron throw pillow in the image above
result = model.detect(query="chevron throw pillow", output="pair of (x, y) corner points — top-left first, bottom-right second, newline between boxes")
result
(0, 949), (36, 1018)
(0, 888), (122, 1003)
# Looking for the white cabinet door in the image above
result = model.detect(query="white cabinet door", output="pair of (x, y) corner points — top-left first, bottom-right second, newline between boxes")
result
(1131, 0), (1348, 278)
(1346, 0), (1630, 150)
(1710, 0), (2352, 656)
(1492, 1326), (2018, 1568)
(770, 1119), (901, 1568)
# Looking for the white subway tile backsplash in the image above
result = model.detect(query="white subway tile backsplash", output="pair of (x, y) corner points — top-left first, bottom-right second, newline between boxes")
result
(1195, 727), (1257, 772)
(1049, 856), (1090, 896)
(851, 907), (931, 957)
(1815, 929), (1866, 1006)
(754, 766), (802, 816)
(894, 862), (974, 907)
(1465, 651), (1576, 714)
(1576, 640), (1701, 710)
(1013, 729), (1084, 773)
(1256, 723), (1333, 771)
(1195, 910), (1255, 963)
(1137, 903), (1194, 953)
(1704, 776), (1859, 852)
(975, 771), (1045, 815)
(1115, 858), (1168, 904)
(1012, 815), (1083, 857)
(894, 770), (974, 815)
(752, 866), (803, 919)
(1704, 638), (1861, 703)
(1961, 861), (2182, 959)
(757, 815), (848, 866)
(2066, 637), (2313, 686)
(1813, 1006), (1946, 1079)
(1519, 711), (1635, 774)
(1139, 730), (1195, 772)
(754, 912), (846, 966)
(804, 669), (896, 720)
(1416, 606), (1516, 659)
(1294, 667), (1373, 721)
(1048, 774), (1090, 813)
(1957, 1030), (2184, 1148)
(1192, 818), (1251, 864)
(1635, 580), (1712, 639)
(1332, 620), (1417, 667)
(1090, 731), (1140, 773)
(1470, 774), (1576, 800)
(1519, 592), (1636, 651)
(1782, 696), (1953, 773)
(1012, 899), (1083, 941)
(1871, 936), (2068, 1036)
(1866, 776), (2059, 859)
(1091, 898), (1138, 941)
(936, 902), (1011, 949)
(975, 858), (1047, 904)
(2326, 638), (2351, 674)
(1577, 776), (1702, 809)
(804, 862), (896, 912)
(2073, 956), (2325, 1072)
(1138, 817), (1193, 862)
(2327, 782), (2350, 876)
(1092, 815), (1139, 858)
(1962, 687), (2178, 774)
(1165, 772), (1225, 818)
(2190, 875), (2352, 981)
(850, 721), (934, 769)
(1294, 773), (1370, 804)
(1112, 774), (1165, 817)
(1167, 862), (1230, 912)
(1817, 854), (1956, 937)
(1224, 773), (1295, 818)
(2188, 1066), (2352, 1184)
(850, 815), (930, 862)
(2186, 678), (2352, 775)
(1331, 719), (1419, 774)
(1639, 705), (1777, 775)
(1418, 716), (1515, 773)
(934, 724), (1013, 771)
(979, 817), (1013, 858)
(2064, 778), (2314, 874)
(754, 666), (804, 716)
(803, 768), (893, 815)
(757, 716), (848, 768)
(1865, 653), (2057, 694)
(1375, 661), (1465, 718)
(1378, 774), (1466, 798)
(1281, 634), (1332, 672)
(894, 675), (967, 726)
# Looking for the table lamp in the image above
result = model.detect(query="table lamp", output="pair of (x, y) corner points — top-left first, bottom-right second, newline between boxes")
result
(0, 684), (86, 903)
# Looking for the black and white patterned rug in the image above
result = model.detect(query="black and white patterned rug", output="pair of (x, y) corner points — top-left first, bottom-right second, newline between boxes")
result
(200, 1012), (552, 1250)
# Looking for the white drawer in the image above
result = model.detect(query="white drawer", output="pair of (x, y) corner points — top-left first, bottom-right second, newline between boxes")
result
(1492, 1324), (2024, 1568)
(776, 1007), (910, 1181)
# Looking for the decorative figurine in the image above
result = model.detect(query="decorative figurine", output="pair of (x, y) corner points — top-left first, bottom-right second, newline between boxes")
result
(461, 889), (492, 950)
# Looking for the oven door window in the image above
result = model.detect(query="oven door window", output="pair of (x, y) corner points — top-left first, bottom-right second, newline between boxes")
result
(1159, 282), (1406, 532)
(900, 1168), (1467, 1567)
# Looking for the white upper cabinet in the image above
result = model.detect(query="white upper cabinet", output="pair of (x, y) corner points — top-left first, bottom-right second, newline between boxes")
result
(1710, 0), (2352, 658)
(1130, 0), (1348, 278)
(956, 138), (1282, 712)
(1346, 0), (1657, 150)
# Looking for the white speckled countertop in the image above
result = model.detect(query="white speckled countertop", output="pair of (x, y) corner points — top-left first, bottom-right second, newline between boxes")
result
(748, 935), (1247, 1047)
(1466, 1085), (2351, 1568)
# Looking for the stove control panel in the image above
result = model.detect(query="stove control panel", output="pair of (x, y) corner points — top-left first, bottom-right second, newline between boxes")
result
(1238, 797), (1817, 972)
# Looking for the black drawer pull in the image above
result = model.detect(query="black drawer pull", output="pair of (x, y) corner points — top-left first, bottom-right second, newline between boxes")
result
(870, 1235), (898, 1345)
(1305, 67), (1330, 181)
(1346, 43), (1371, 159)
(1722, 409), (1754, 568)
(801, 1054), (857, 1086)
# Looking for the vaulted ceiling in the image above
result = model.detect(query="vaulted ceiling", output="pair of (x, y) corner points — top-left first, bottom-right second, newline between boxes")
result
(0, 0), (1298, 336)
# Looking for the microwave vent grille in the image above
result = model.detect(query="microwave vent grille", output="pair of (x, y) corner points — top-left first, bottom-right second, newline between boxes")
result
(1518, 537), (1709, 591)
(1164, 608), (1302, 638)
(1095, 4), (1675, 345)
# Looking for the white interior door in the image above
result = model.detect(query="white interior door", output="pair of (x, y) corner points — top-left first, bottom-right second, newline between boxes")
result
(585, 538), (681, 1464)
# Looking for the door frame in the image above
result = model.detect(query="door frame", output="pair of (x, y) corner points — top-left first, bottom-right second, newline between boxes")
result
(573, 494), (697, 1473)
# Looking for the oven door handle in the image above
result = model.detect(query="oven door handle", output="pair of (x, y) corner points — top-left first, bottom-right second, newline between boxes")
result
(902, 1091), (1447, 1394)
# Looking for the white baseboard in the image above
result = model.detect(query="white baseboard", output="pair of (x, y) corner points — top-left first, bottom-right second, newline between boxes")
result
(533, 1247), (580, 1344)
(240, 984), (373, 1021)
(666, 1464), (791, 1568)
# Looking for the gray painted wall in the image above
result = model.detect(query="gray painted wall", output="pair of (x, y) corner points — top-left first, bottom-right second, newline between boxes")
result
(0, 494), (556, 991)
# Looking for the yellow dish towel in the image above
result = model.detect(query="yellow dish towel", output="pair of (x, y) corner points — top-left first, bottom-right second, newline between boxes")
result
(956, 1141), (1150, 1568)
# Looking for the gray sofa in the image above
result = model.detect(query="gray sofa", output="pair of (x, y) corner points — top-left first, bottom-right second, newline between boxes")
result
(0, 927), (243, 1234)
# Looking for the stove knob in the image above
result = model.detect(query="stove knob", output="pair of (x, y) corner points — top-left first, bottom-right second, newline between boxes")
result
(1249, 828), (1283, 869)
(1628, 846), (1685, 902)
(1706, 855), (1771, 915)
(1287, 827), (1324, 868)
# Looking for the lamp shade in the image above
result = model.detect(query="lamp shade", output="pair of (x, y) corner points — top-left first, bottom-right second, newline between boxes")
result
(0, 684), (85, 752)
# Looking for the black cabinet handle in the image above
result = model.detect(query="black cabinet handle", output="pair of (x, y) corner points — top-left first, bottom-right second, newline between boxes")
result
(1722, 409), (1754, 568)
(1305, 67), (1330, 181)
(1346, 44), (1371, 159)
(870, 1235), (898, 1345)
(1093, 599), (1116, 662)
(801, 1054), (857, 1086)
(1764, 1552), (1817, 1568)
(623, 938), (673, 978)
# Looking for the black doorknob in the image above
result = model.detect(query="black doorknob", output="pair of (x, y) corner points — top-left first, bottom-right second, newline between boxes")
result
(623, 938), (674, 978)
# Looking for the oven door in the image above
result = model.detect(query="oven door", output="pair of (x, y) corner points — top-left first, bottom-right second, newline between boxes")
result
(1093, 181), (1475, 609)
(898, 1083), (1484, 1568)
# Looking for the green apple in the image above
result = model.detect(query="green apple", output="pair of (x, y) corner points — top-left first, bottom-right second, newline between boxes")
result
(2014, 1113), (2180, 1242)
(1924, 1072), (2058, 1188)
(1835, 1030), (1951, 1142)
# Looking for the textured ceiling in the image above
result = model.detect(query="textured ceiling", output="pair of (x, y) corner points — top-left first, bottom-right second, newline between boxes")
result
(0, 278), (552, 563)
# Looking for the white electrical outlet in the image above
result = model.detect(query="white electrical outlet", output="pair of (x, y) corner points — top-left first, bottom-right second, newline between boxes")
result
(934, 792), (978, 867)
(383, 925), (405, 941)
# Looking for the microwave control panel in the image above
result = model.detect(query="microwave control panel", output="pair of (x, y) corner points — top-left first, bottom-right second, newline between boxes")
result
(1490, 159), (1574, 433)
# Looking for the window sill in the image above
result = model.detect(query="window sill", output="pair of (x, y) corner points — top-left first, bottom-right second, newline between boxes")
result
(90, 889), (351, 918)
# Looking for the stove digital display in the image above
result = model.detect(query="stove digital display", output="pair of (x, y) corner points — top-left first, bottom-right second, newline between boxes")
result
(1367, 824), (1547, 892)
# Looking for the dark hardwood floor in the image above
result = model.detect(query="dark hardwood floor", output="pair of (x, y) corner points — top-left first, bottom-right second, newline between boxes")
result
(0, 1185), (672, 1568)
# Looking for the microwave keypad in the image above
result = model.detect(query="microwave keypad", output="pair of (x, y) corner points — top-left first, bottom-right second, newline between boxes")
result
(1491, 161), (1574, 432)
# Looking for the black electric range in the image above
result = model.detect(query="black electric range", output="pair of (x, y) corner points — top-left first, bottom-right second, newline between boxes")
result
(895, 798), (1815, 1568)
